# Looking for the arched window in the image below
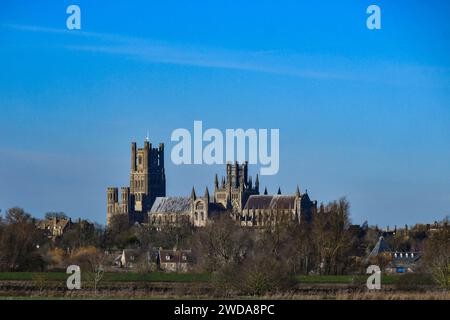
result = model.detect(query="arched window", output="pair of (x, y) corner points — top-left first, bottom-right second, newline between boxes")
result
(196, 202), (204, 210)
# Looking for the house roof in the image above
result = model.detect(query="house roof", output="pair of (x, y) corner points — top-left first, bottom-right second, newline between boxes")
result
(244, 195), (298, 210)
(158, 249), (193, 264)
(36, 217), (71, 230)
(368, 236), (391, 258)
(208, 202), (226, 212)
(122, 249), (141, 262)
(150, 197), (191, 214)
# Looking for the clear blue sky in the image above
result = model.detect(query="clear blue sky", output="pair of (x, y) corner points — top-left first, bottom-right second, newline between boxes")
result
(0, 0), (449, 227)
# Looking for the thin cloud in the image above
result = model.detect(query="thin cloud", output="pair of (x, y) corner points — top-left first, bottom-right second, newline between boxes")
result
(4, 24), (448, 87)
(3, 23), (351, 81)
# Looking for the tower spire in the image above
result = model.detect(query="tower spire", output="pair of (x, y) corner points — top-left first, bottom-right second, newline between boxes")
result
(204, 186), (210, 203)
(214, 174), (219, 190)
(295, 185), (301, 197)
(191, 187), (196, 200)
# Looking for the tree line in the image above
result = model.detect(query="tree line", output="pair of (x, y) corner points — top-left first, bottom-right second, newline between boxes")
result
(0, 199), (448, 293)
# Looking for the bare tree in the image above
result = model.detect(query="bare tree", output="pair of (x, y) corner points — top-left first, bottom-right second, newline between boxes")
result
(193, 215), (252, 272)
(104, 214), (137, 249)
(68, 246), (105, 296)
(312, 198), (353, 275)
(423, 220), (450, 289)
(0, 207), (47, 271)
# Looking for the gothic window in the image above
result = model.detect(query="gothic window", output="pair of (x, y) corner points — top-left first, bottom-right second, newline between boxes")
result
(201, 212), (204, 221)
(194, 212), (198, 220)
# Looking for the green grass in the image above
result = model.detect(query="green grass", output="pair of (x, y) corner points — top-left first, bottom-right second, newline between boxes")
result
(0, 272), (210, 282)
(0, 272), (65, 281)
(0, 272), (432, 285)
(295, 274), (401, 285)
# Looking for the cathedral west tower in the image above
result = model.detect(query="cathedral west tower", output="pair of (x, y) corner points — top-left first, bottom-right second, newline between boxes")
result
(107, 140), (166, 226)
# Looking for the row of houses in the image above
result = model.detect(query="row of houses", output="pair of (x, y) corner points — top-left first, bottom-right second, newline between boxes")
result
(35, 216), (426, 274)
(113, 237), (424, 274)
(114, 248), (193, 273)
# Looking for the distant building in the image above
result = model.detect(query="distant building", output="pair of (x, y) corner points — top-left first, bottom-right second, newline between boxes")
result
(367, 236), (422, 273)
(190, 186), (227, 227)
(386, 251), (422, 274)
(36, 217), (72, 239)
(368, 236), (391, 259)
(157, 248), (193, 272)
(381, 226), (397, 238)
(149, 196), (191, 229)
(115, 249), (141, 269)
(213, 162), (259, 213)
(107, 140), (166, 226)
(114, 249), (158, 270)
(238, 187), (316, 227)
(107, 140), (317, 229)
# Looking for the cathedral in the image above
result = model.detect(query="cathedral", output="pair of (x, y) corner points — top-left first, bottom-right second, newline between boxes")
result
(107, 140), (317, 228)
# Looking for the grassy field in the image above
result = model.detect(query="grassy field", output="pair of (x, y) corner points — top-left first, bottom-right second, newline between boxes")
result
(0, 272), (417, 285)
(0, 272), (444, 300)
(296, 274), (403, 284)
(0, 272), (211, 282)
